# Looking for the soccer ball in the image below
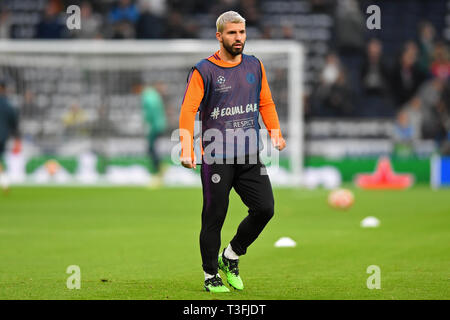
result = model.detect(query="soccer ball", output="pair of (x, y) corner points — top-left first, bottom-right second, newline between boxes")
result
(328, 188), (354, 210)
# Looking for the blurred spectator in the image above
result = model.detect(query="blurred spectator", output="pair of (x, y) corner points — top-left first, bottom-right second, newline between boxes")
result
(62, 103), (88, 136)
(238, 0), (260, 28)
(390, 41), (427, 109)
(440, 135), (450, 155)
(361, 39), (390, 96)
(417, 78), (448, 141)
(384, 74), (449, 152)
(0, 9), (11, 39)
(418, 78), (444, 113)
(139, 0), (167, 17)
(417, 21), (436, 75)
(73, 1), (103, 39)
(35, 0), (66, 39)
(430, 42), (450, 81)
(394, 109), (415, 141)
(0, 79), (20, 192)
(165, 11), (197, 38)
(136, 80), (168, 184)
(334, 0), (365, 54)
(21, 90), (39, 119)
(334, 0), (365, 112)
(90, 103), (113, 165)
(360, 38), (393, 117)
(91, 103), (112, 139)
(438, 83), (450, 154)
(440, 82), (450, 121)
(281, 23), (294, 40)
(321, 53), (341, 85)
(392, 108), (415, 157)
(169, 0), (203, 14)
(135, 0), (165, 39)
(210, 0), (240, 17)
(400, 78), (447, 142)
(260, 25), (272, 39)
(402, 96), (423, 140)
(312, 53), (353, 117)
(109, 0), (140, 39)
(109, 0), (140, 24)
(310, 0), (335, 14)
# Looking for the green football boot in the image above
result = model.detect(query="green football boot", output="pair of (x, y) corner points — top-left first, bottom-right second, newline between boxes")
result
(218, 249), (244, 290)
(204, 274), (230, 293)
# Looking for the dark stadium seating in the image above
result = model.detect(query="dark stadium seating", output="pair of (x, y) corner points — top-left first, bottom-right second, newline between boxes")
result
(1, 0), (449, 124)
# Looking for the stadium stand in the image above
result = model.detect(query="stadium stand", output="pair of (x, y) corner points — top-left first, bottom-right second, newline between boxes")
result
(0, 0), (449, 154)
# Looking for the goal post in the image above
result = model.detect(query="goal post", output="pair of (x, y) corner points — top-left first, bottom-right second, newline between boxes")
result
(0, 40), (304, 186)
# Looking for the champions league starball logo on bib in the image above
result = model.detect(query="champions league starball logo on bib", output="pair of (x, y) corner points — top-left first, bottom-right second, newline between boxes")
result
(215, 75), (231, 93)
(217, 76), (226, 85)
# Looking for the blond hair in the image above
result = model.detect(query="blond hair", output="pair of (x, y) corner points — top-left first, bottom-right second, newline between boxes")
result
(216, 11), (245, 33)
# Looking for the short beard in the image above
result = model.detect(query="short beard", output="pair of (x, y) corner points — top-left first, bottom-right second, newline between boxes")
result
(223, 41), (245, 57)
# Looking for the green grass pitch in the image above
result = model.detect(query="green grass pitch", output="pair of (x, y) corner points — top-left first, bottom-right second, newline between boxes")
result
(0, 186), (449, 300)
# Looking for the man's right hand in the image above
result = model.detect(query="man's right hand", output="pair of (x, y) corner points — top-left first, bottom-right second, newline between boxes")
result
(181, 156), (196, 169)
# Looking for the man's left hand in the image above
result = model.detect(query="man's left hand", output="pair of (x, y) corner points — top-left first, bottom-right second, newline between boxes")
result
(272, 137), (286, 151)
